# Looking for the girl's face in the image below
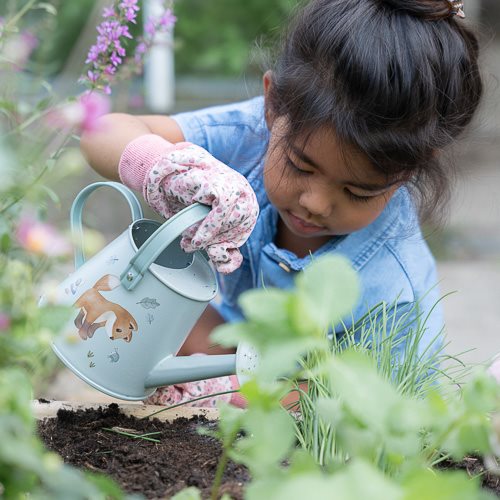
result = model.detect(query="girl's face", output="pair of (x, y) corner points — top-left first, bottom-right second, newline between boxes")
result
(263, 118), (400, 240)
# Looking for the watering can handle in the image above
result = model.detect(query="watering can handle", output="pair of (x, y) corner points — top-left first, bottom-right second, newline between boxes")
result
(120, 203), (211, 291)
(70, 181), (144, 269)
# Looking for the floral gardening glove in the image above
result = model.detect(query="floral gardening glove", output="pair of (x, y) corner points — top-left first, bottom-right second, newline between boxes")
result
(144, 373), (246, 409)
(118, 134), (259, 274)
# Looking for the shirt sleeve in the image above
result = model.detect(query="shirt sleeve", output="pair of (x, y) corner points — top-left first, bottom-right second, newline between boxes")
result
(171, 97), (268, 177)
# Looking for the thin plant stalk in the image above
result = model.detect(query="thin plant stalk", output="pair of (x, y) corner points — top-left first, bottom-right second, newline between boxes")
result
(102, 427), (161, 443)
(210, 426), (239, 500)
(293, 295), (473, 470)
(143, 389), (238, 419)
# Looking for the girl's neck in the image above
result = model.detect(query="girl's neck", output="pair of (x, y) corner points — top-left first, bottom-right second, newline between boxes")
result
(275, 217), (332, 258)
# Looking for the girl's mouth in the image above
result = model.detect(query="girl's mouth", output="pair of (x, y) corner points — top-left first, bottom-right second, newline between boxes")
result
(286, 211), (326, 235)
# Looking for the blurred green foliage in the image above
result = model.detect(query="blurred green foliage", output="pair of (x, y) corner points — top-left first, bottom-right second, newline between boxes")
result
(0, 0), (97, 75)
(33, 0), (97, 75)
(3, 0), (298, 77)
(173, 0), (299, 75)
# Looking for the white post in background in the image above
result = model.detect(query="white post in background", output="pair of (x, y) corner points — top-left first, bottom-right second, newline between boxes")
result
(143, 0), (175, 113)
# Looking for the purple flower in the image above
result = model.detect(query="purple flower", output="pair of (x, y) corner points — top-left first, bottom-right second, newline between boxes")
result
(81, 0), (177, 94)
(145, 19), (156, 37)
(159, 9), (177, 28)
(102, 6), (116, 18)
(119, 0), (139, 11)
(119, 0), (139, 23)
(110, 51), (122, 66)
(87, 70), (98, 83)
(103, 64), (117, 75)
(136, 41), (147, 54)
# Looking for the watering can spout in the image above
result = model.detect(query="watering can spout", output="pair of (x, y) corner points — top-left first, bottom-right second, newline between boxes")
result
(145, 354), (237, 389)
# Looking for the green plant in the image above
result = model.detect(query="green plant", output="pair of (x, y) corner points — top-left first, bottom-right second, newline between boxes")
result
(181, 254), (500, 499)
(0, 0), (175, 496)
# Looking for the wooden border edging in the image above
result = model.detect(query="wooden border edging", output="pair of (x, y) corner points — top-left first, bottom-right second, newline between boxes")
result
(32, 400), (220, 422)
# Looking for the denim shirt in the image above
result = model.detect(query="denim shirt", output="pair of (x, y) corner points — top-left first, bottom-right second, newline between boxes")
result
(173, 97), (444, 358)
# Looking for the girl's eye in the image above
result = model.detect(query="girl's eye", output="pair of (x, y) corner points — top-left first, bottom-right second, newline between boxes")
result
(344, 188), (373, 203)
(286, 157), (311, 175)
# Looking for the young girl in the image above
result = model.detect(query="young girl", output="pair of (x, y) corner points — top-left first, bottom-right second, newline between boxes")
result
(81, 0), (482, 406)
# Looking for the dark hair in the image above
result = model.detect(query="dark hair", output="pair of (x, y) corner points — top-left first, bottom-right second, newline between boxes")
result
(266, 0), (483, 221)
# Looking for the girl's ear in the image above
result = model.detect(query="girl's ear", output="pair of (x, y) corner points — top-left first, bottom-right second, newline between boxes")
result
(263, 70), (275, 129)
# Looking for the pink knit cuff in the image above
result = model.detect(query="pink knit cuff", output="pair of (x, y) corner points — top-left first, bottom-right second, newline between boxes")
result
(118, 134), (174, 192)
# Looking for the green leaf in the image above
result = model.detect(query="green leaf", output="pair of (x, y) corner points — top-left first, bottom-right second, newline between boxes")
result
(34, 3), (58, 15)
(462, 370), (500, 414)
(257, 337), (326, 382)
(248, 459), (402, 500)
(402, 468), (494, 500)
(0, 232), (11, 253)
(287, 449), (322, 475)
(238, 287), (291, 326)
(213, 403), (245, 447)
(171, 487), (202, 500)
(211, 321), (277, 350)
(295, 255), (360, 331)
(239, 379), (286, 410)
(443, 415), (492, 459)
(326, 351), (400, 426)
(235, 407), (296, 476)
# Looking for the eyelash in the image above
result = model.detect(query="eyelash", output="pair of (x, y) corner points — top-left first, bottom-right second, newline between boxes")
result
(286, 156), (374, 203)
(344, 189), (373, 203)
(285, 157), (310, 176)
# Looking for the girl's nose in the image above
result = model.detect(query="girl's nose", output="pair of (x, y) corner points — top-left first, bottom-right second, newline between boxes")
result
(298, 190), (333, 219)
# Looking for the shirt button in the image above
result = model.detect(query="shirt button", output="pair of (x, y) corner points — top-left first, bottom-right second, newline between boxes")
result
(278, 262), (291, 273)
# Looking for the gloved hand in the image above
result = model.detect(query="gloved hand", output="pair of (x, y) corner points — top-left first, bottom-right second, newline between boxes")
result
(144, 373), (246, 408)
(118, 135), (259, 274)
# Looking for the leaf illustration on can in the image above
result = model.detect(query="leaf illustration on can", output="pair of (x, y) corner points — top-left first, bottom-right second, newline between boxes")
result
(136, 298), (160, 309)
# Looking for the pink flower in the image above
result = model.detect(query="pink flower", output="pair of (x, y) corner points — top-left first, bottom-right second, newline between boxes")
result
(79, 92), (111, 131)
(16, 215), (72, 257)
(2, 31), (38, 69)
(488, 355), (500, 384)
(0, 312), (11, 331)
(48, 91), (110, 133)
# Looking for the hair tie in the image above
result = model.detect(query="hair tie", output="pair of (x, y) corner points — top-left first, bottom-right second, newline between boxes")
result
(448, 0), (465, 18)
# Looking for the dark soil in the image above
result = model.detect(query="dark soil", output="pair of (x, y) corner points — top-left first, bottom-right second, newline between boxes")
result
(437, 456), (500, 497)
(37, 403), (500, 498)
(37, 403), (250, 499)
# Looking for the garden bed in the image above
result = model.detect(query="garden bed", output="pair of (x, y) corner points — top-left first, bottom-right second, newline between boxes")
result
(34, 401), (250, 499)
(34, 401), (500, 499)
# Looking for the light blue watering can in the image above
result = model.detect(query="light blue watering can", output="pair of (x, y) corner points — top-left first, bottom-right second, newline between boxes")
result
(42, 182), (257, 401)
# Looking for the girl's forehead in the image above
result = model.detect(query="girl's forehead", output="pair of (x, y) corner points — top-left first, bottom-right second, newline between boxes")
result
(287, 126), (382, 179)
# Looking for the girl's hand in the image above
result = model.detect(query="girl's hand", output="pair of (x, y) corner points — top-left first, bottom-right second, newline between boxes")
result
(119, 135), (259, 274)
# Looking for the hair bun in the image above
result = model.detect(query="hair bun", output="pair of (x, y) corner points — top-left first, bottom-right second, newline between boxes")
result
(379, 0), (455, 20)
